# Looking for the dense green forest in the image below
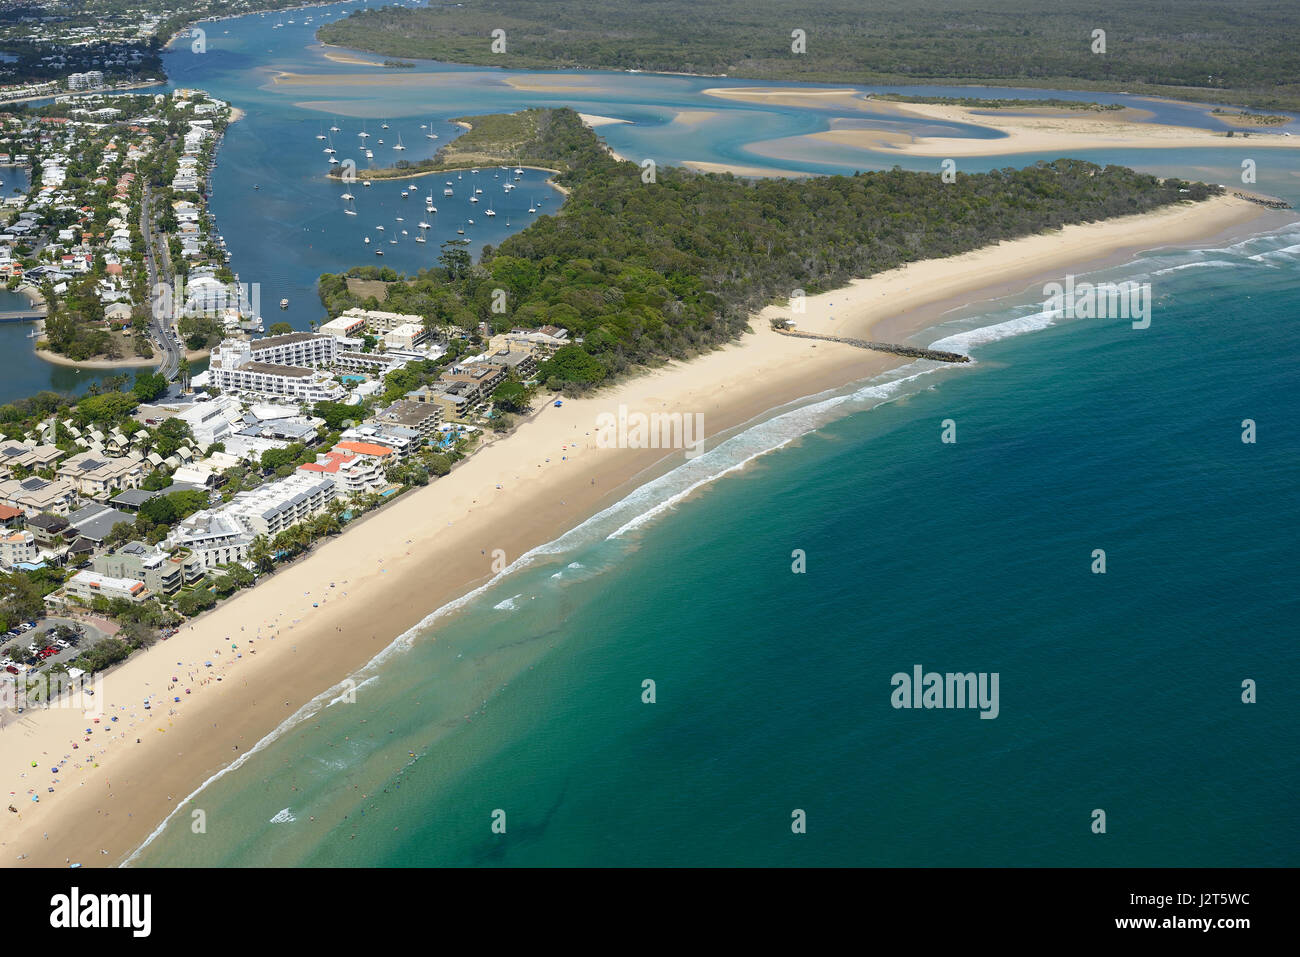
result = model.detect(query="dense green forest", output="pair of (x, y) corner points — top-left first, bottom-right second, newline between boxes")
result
(316, 0), (1300, 111)
(320, 108), (1218, 393)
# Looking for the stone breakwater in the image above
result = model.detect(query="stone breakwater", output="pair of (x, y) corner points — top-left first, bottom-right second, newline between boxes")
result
(772, 323), (971, 363)
(1233, 191), (1292, 210)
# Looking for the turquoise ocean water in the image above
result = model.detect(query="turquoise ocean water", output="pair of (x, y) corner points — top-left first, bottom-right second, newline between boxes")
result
(120, 2), (1297, 865)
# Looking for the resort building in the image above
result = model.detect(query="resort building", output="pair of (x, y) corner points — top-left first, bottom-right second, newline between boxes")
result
(164, 509), (252, 570)
(166, 471), (337, 569)
(491, 325), (569, 359)
(489, 345), (539, 379)
(437, 364), (508, 409)
(330, 307), (425, 337)
(0, 530), (38, 569)
(368, 399), (442, 437)
(173, 394), (244, 448)
(56, 450), (148, 498)
(208, 339), (345, 403)
(0, 476), (79, 516)
(338, 423), (423, 458)
(247, 331), (337, 368)
(94, 541), (205, 595)
(299, 444), (393, 498)
(25, 513), (73, 552)
(317, 312), (369, 339)
(0, 442), (64, 474)
(334, 351), (407, 375)
(63, 569), (149, 604)
(383, 322), (428, 351)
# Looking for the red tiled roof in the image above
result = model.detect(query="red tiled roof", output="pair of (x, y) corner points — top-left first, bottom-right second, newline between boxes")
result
(335, 441), (394, 458)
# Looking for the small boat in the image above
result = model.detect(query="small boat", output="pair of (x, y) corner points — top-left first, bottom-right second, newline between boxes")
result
(362, 180), (372, 187)
(393, 134), (406, 151)
(381, 121), (389, 129)
(469, 195), (478, 204)
(401, 190), (408, 198)
(443, 187), (453, 196)
(426, 205), (437, 214)
(456, 224), (465, 235)
(376, 225), (384, 231)
(377, 138), (384, 145)
(485, 204), (496, 217)
(280, 299), (289, 309)
(365, 149), (374, 159)
(364, 236), (370, 244)
(375, 249), (383, 256)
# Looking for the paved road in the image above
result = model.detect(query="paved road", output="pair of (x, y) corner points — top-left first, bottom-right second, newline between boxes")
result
(141, 182), (183, 381)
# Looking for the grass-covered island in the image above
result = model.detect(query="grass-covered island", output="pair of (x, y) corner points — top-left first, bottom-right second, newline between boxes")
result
(320, 107), (1221, 392)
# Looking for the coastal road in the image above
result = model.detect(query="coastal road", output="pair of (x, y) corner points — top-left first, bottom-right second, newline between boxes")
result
(140, 182), (183, 380)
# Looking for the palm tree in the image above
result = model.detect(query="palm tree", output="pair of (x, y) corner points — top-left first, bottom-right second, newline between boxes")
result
(249, 534), (275, 573)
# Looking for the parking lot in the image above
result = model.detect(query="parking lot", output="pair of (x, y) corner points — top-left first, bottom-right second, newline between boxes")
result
(1, 617), (113, 676)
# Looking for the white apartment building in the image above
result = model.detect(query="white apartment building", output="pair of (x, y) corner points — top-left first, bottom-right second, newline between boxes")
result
(64, 570), (149, 603)
(166, 472), (337, 569)
(298, 445), (391, 497)
(248, 332), (337, 368)
(0, 530), (38, 568)
(208, 339), (344, 403)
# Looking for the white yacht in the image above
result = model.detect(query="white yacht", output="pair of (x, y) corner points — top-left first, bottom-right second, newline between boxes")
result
(485, 203), (496, 217)
(393, 134), (406, 151)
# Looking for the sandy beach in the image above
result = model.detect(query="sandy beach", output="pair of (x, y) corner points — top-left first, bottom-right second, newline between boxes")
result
(709, 90), (1300, 159)
(0, 192), (1284, 868)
